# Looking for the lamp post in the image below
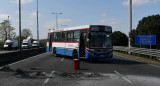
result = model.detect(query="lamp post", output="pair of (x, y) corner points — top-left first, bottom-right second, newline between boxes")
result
(52, 12), (62, 29)
(61, 25), (67, 28)
(8, 16), (10, 38)
(19, 0), (22, 52)
(129, 0), (132, 54)
(37, 0), (39, 43)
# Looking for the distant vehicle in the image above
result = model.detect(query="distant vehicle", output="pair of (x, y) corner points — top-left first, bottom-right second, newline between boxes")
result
(4, 38), (18, 50)
(22, 38), (32, 49)
(46, 25), (113, 60)
(32, 41), (39, 48)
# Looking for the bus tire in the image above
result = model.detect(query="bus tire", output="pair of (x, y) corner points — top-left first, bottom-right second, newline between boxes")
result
(53, 48), (58, 57)
(72, 50), (78, 59)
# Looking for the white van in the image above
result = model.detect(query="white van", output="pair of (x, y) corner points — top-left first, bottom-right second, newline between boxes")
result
(4, 39), (18, 50)
(22, 39), (32, 49)
(32, 41), (39, 48)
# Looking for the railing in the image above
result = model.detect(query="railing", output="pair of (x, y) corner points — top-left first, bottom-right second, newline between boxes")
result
(113, 46), (160, 60)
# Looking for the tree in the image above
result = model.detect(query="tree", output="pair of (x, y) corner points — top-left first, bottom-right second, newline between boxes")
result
(129, 29), (138, 47)
(113, 31), (128, 46)
(21, 28), (33, 39)
(130, 14), (160, 49)
(15, 36), (25, 46)
(0, 20), (16, 41)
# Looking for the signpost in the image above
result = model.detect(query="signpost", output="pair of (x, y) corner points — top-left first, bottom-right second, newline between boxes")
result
(136, 35), (156, 45)
(136, 35), (156, 58)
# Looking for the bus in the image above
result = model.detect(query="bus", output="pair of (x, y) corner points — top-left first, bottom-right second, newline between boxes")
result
(46, 25), (113, 59)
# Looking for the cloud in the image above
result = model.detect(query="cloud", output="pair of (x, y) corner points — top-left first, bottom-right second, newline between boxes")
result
(102, 13), (107, 17)
(11, 0), (34, 4)
(100, 18), (122, 25)
(0, 14), (11, 20)
(29, 11), (41, 19)
(122, 0), (160, 6)
(43, 19), (72, 29)
(58, 19), (72, 24)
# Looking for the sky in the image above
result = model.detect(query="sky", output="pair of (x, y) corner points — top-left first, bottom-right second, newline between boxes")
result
(0, 0), (160, 39)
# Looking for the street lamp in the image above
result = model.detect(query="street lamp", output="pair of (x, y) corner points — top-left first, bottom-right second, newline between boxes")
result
(61, 25), (67, 28)
(37, 0), (39, 43)
(129, 0), (132, 54)
(52, 12), (62, 29)
(19, 0), (22, 52)
(8, 16), (10, 38)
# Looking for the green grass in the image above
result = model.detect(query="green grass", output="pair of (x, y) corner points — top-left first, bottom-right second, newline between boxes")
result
(114, 51), (160, 63)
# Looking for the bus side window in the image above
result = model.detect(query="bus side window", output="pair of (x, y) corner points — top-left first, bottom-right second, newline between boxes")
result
(50, 33), (53, 42)
(54, 33), (57, 42)
(67, 31), (73, 42)
(73, 30), (80, 42)
(57, 32), (62, 42)
(62, 32), (67, 42)
(52, 33), (54, 42)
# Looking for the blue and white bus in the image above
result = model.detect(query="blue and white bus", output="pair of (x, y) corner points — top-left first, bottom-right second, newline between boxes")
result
(46, 25), (113, 59)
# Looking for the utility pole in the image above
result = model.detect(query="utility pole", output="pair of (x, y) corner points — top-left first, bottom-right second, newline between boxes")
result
(19, 0), (22, 52)
(8, 16), (10, 38)
(129, 0), (132, 54)
(37, 0), (39, 43)
(52, 12), (62, 29)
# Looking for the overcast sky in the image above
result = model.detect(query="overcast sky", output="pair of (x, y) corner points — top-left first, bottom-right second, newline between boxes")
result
(0, 0), (160, 39)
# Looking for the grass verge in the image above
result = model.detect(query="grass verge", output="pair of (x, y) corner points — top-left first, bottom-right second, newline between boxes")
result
(114, 51), (160, 64)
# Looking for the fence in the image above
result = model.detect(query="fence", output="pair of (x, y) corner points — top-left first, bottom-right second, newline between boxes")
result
(113, 46), (160, 61)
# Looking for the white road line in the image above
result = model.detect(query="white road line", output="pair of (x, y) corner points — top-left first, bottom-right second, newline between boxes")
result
(149, 64), (160, 68)
(42, 71), (55, 86)
(61, 58), (64, 61)
(0, 53), (46, 69)
(114, 71), (120, 75)
(122, 77), (132, 84)
(114, 70), (133, 85)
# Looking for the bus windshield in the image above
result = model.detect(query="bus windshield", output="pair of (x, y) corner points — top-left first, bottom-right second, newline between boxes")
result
(90, 32), (112, 48)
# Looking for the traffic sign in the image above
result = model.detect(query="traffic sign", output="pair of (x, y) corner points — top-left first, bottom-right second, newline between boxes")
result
(136, 35), (156, 45)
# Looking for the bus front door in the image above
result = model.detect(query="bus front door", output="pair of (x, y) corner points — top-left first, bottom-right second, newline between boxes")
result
(49, 35), (53, 52)
(79, 32), (86, 57)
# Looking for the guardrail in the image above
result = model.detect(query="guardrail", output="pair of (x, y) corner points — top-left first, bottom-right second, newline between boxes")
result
(0, 47), (46, 66)
(113, 46), (160, 60)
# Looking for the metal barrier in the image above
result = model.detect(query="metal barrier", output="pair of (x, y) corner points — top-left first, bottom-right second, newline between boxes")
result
(113, 46), (160, 60)
(0, 48), (46, 66)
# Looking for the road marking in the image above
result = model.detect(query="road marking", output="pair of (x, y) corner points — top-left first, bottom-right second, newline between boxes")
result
(42, 71), (55, 86)
(149, 64), (160, 68)
(114, 70), (133, 85)
(61, 58), (64, 61)
(114, 71), (120, 75)
(0, 53), (46, 69)
(122, 77), (132, 84)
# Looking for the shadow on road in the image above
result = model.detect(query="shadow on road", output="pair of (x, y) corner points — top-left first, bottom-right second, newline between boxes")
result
(55, 54), (146, 65)
(89, 58), (146, 65)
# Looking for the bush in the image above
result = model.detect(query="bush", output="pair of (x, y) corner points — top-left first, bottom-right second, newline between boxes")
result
(0, 42), (4, 50)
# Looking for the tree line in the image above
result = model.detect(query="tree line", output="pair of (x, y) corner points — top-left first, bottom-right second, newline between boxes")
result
(0, 20), (33, 48)
(113, 14), (160, 49)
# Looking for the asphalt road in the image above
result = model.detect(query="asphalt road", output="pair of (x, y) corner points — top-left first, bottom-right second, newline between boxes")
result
(0, 52), (160, 86)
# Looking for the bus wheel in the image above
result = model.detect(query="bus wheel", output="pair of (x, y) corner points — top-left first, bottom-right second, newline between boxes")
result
(53, 48), (57, 57)
(73, 50), (78, 59)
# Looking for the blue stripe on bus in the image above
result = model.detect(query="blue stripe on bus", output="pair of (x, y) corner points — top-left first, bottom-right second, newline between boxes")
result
(46, 47), (49, 52)
(85, 51), (113, 59)
(55, 48), (79, 57)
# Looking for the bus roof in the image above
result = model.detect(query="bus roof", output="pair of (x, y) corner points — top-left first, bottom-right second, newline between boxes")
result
(48, 25), (110, 33)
